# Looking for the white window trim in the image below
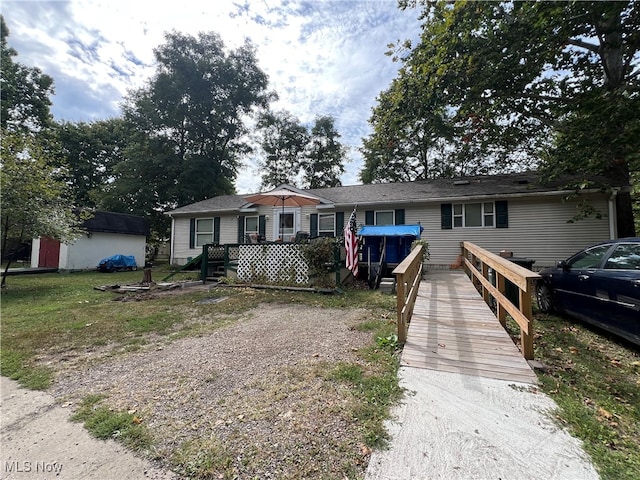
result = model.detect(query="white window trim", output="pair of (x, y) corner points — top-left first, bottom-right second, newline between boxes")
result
(453, 202), (495, 228)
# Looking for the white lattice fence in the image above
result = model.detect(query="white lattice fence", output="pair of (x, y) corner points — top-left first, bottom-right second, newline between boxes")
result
(237, 244), (309, 284)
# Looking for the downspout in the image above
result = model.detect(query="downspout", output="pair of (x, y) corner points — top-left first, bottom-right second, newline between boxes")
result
(608, 189), (619, 239)
(169, 215), (176, 264)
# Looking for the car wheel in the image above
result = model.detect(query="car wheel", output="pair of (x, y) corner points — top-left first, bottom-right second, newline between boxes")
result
(536, 282), (555, 313)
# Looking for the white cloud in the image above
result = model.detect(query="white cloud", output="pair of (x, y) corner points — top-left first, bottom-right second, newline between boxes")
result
(2, 0), (422, 194)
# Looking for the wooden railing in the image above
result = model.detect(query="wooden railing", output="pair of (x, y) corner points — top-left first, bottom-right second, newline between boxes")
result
(392, 244), (424, 344)
(460, 242), (540, 359)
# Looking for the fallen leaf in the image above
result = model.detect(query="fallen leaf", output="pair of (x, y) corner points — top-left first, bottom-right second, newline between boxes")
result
(359, 444), (372, 456)
(569, 346), (578, 354)
(598, 407), (613, 420)
(132, 416), (142, 424)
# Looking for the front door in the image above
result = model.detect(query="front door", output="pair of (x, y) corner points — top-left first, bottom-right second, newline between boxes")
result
(274, 208), (300, 241)
(38, 237), (60, 268)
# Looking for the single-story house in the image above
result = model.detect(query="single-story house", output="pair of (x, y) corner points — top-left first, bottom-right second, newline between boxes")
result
(166, 172), (628, 270)
(31, 211), (149, 271)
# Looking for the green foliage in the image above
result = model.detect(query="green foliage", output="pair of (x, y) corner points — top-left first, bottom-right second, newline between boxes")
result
(301, 237), (338, 287)
(411, 239), (430, 263)
(369, 1), (638, 233)
(54, 119), (130, 210)
(120, 30), (272, 221)
(71, 395), (153, 451)
(328, 316), (403, 448)
(1, 15), (54, 133)
(0, 350), (52, 390)
(256, 110), (309, 189)
(1, 133), (80, 273)
(375, 333), (399, 351)
(302, 115), (347, 188)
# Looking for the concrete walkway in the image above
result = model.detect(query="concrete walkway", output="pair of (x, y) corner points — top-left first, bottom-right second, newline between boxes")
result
(365, 366), (599, 480)
(0, 376), (177, 480)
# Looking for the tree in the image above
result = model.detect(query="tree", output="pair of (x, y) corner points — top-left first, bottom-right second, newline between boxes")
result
(1, 15), (79, 283)
(121, 30), (273, 226)
(1, 15), (54, 133)
(302, 115), (347, 189)
(256, 110), (309, 189)
(380, 1), (639, 234)
(360, 71), (465, 183)
(1, 134), (79, 285)
(54, 119), (129, 208)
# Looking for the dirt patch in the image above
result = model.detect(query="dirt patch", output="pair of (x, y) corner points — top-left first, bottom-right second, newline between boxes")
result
(50, 303), (378, 479)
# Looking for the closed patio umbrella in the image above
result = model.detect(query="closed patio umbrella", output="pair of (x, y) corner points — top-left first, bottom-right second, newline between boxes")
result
(244, 188), (320, 240)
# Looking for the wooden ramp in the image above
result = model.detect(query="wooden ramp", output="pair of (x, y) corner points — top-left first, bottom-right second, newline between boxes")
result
(401, 270), (538, 384)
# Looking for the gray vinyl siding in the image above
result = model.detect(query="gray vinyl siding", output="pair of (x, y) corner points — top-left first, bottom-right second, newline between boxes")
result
(401, 194), (611, 269)
(171, 192), (612, 268)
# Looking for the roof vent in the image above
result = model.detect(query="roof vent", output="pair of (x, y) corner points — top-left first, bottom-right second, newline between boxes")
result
(514, 179), (529, 185)
(453, 180), (470, 186)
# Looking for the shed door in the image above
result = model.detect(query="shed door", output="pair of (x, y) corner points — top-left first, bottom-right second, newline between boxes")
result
(38, 237), (60, 268)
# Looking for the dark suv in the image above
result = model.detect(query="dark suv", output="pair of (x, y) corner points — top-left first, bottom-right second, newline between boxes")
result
(536, 238), (640, 346)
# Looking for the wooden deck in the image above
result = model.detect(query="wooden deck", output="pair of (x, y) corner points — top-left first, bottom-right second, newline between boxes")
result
(401, 270), (539, 384)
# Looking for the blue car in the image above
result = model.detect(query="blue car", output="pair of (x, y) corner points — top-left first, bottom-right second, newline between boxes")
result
(536, 238), (640, 347)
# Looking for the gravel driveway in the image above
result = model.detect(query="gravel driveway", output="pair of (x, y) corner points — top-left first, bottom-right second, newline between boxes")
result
(50, 302), (377, 479)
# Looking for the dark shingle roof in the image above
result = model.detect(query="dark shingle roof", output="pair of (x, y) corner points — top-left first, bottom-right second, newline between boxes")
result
(166, 171), (622, 216)
(82, 211), (149, 236)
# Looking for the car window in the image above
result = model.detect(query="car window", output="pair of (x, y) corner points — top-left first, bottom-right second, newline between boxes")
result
(567, 244), (611, 269)
(604, 243), (640, 270)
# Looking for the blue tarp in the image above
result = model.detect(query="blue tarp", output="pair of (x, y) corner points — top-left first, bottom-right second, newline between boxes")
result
(97, 254), (137, 272)
(357, 224), (423, 237)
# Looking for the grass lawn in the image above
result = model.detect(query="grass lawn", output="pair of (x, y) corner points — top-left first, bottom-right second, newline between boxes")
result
(0, 268), (402, 478)
(1, 269), (638, 479)
(530, 311), (640, 480)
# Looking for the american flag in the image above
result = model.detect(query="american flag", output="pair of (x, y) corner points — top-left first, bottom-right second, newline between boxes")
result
(344, 208), (359, 276)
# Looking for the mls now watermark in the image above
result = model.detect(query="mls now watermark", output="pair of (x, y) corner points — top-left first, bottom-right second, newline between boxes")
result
(4, 460), (63, 474)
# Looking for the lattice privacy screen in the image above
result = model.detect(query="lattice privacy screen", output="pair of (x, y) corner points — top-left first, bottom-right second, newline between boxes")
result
(237, 244), (309, 284)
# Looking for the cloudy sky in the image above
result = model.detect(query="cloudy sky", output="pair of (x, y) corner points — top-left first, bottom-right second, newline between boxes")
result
(2, 0), (423, 193)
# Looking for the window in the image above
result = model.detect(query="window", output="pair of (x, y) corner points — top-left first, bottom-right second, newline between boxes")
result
(375, 211), (394, 225)
(318, 213), (335, 236)
(604, 244), (640, 270)
(245, 216), (258, 235)
(195, 219), (214, 247)
(453, 202), (495, 228)
(568, 244), (611, 269)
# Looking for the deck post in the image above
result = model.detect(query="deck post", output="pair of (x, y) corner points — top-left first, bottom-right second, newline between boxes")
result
(496, 273), (507, 327)
(396, 271), (407, 343)
(459, 241), (540, 360)
(520, 280), (535, 359)
(393, 244), (423, 345)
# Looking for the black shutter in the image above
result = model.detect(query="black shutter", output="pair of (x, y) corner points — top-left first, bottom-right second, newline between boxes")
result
(213, 217), (220, 244)
(395, 209), (405, 225)
(310, 214), (318, 237)
(335, 212), (344, 236)
(189, 218), (196, 248)
(258, 215), (266, 239)
(365, 210), (374, 225)
(496, 201), (508, 228)
(237, 216), (245, 243)
(441, 204), (452, 230)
